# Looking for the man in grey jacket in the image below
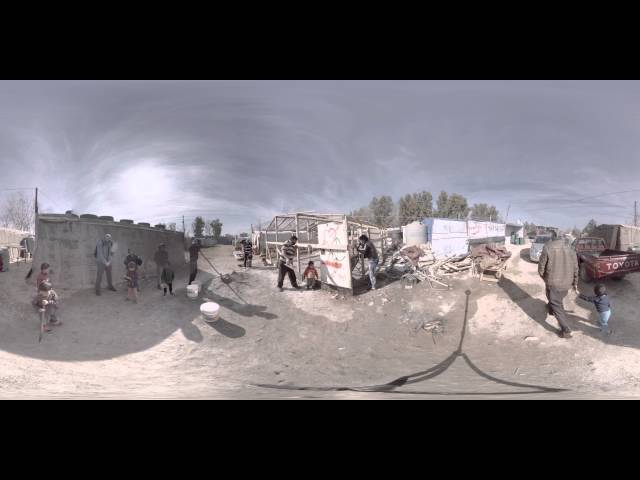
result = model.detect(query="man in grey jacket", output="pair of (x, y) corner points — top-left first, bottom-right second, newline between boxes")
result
(538, 231), (579, 338)
(95, 233), (117, 295)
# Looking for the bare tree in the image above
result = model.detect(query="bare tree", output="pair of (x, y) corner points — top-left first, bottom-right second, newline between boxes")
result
(168, 223), (177, 231)
(0, 210), (10, 228)
(1, 192), (35, 232)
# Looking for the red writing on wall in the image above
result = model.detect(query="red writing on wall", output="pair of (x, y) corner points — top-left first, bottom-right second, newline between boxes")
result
(323, 260), (342, 269)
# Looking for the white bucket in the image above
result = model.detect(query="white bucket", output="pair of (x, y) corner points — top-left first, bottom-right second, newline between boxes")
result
(200, 302), (220, 322)
(187, 284), (199, 299)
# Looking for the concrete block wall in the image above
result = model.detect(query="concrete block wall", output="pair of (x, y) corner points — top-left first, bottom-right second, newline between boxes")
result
(33, 214), (186, 289)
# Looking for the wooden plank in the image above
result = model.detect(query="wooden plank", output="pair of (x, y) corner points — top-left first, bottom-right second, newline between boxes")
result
(427, 276), (449, 287)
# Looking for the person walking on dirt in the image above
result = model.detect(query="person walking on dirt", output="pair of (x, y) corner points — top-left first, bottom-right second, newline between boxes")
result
(358, 234), (379, 290)
(161, 262), (175, 296)
(188, 239), (201, 285)
(277, 235), (300, 292)
(538, 230), (579, 339)
(95, 233), (117, 296)
(242, 239), (253, 268)
(578, 283), (613, 336)
(153, 244), (169, 289)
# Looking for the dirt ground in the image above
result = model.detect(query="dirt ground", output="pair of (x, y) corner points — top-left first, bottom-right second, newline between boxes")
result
(1, 243), (640, 399)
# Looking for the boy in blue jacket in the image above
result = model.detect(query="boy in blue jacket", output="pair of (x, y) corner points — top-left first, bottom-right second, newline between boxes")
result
(578, 284), (612, 336)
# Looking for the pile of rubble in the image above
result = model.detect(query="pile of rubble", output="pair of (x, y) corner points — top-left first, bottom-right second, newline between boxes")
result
(469, 244), (512, 280)
(382, 244), (472, 289)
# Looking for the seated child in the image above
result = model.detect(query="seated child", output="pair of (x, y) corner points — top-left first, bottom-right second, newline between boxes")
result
(578, 283), (612, 335)
(34, 280), (61, 332)
(161, 263), (175, 296)
(303, 261), (319, 290)
(123, 261), (139, 303)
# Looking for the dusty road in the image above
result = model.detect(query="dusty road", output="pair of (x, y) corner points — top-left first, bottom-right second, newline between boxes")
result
(1, 244), (639, 398)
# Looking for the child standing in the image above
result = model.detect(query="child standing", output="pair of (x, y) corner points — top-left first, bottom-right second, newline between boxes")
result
(303, 261), (319, 290)
(161, 263), (175, 296)
(36, 263), (51, 290)
(124, 261), (139, 303)
(578, 284), (612, 335)
(34, 280), (62, 333)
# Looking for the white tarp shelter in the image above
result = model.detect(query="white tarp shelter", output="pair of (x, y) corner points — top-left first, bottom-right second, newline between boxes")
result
(467, 220), (506, 246)
(421, 218), (508, 257)
(422, 218), (469, 257)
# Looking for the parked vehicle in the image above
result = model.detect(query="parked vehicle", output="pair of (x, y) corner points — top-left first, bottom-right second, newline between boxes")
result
(529, 235), (553, 262)
(563, 233), (575, 246)
(572, 236), (640, 282)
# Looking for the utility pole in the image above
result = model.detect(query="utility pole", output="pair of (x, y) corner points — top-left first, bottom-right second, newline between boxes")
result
(635, 201), (638, 227)
(34, 187), (39, 254)
(182, 215), (185, 233)
(505, 204), (510, 223)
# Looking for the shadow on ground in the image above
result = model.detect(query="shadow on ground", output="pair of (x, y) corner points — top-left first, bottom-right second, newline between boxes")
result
(203, 318), (247, 338)
(352, 271), (402, 296)
(498, 275), (640, 349)
(519, 248), (536, 264)
(0, 264), (254, 361)
(201, 274), (278, 321)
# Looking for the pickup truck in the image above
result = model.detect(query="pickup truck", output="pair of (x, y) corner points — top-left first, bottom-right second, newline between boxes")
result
(572, 237), (640, 282)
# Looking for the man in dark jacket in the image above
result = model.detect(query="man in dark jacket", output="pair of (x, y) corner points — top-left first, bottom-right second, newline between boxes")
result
(153, 244), (169, 289)
(538, 231), (579, 338)
(358, 235), (379, 290)
(188, 239), (201, 285)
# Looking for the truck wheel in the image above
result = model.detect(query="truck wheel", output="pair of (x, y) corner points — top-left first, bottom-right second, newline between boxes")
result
(580, 264), (592, 283)
(495, 270), (502, 279)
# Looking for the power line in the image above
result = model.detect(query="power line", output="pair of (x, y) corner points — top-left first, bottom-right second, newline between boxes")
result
(517, 189), (640, 213)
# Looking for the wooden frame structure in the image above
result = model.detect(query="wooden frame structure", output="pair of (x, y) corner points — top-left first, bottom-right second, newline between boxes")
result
(256, 213), (389, 291)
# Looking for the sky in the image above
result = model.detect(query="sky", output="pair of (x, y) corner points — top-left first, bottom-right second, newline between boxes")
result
(2, 80), (640, 234)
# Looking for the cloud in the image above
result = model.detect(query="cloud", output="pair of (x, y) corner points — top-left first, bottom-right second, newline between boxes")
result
(2, 80), (640, 232)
